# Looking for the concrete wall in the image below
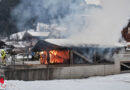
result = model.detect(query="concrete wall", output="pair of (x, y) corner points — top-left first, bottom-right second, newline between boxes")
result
(51, 64), (115, 79)
(4, 64), (116, 80)
(114, 53), (130, 73)
(5, 69), (48, 80)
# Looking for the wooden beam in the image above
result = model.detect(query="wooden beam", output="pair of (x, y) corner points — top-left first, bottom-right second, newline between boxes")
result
(121, 63), (130, 69)
(70, 51), (73, 65)
(72, 50), (91, 63)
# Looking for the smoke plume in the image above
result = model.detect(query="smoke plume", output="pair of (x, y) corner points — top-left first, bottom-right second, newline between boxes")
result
(12, 0), (130, 46)
(69, 0), (130, 46)
(12, 0), (87, 33)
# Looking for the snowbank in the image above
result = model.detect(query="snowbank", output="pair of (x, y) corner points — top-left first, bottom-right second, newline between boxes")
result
(5, 73), (130, 90)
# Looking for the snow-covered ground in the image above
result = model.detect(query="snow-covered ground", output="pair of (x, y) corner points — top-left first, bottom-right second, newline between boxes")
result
(5, 73), (130, 90)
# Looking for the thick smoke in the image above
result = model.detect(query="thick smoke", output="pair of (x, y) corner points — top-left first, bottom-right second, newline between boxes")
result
(70, 0), (130, 46)
(11, 0), (87, 36)
(12, 0), (130, 46)
(11, 0), (130, 62)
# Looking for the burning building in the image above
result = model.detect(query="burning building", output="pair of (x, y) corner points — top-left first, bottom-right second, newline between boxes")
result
(32, 40), (70, 64)
(32, 39), (119, 65)
(2, 39), (129, 81)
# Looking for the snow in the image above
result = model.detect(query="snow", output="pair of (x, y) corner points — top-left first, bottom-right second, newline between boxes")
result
(5, 73), (130, 90)
(6, 41), (26, 48)
(28, 32), (49, 37)
(10, 31), (27, 40)
(10, 29), (49, 41)
(16, 54), (32, 59)
(45, 39), (125, 48)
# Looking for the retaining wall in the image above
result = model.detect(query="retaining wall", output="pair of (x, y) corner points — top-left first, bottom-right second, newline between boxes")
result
(4, 64), (117, 80)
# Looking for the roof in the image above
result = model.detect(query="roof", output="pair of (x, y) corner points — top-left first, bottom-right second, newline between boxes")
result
(32, 40), (68, 52)
(29, 32), (50, 37)
(10, 30), (50, 40)
(45, 39), (124, 48)
(32, 39), (123, 52)
(0, 41), (6, 48)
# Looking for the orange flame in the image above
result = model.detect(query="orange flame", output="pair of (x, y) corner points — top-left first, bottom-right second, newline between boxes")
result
(40, 50), (69, 64)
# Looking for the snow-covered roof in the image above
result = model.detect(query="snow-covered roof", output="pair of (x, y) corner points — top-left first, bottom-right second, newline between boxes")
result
(10, 30), (50, 40)
(29, 32), (50, 37)
(6, 41), (26, 48)
(45, 39), (124, 48)
(10, 31), (26, 40)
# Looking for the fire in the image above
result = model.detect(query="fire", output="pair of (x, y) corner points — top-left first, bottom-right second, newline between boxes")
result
(40, 50), (70, 64)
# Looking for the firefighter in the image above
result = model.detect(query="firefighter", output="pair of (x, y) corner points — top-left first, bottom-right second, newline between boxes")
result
(1, 49), (6, 65)
(40, 51), (47, 64)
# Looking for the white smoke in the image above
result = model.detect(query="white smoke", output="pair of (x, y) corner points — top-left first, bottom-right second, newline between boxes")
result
(85, 0), (101, 5)
(69, 0), (130, 46)
(12, 0), (130, 46)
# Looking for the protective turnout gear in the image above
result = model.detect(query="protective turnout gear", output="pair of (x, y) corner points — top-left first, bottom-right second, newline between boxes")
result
(40, 51), (47, 64)
(1, 49), (6, 65)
